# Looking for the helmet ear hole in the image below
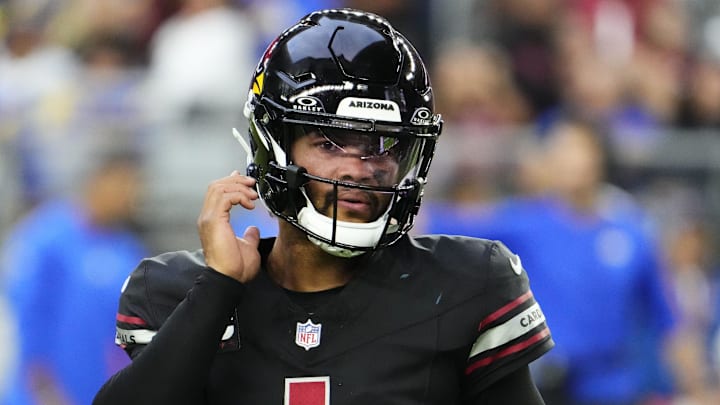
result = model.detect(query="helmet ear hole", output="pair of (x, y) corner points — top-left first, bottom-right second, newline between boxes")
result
(269, 187), (287, 213)
(392, 178), (423, 228)
(262, 164), (307, 215)
(266, 167), (288, 213)
(285, 165), (308, 214)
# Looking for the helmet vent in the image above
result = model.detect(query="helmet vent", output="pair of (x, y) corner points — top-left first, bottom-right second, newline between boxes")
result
(291, 72), (317, 84)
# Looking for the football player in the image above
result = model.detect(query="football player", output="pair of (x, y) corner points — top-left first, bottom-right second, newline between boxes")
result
(94, 8), (553, 405)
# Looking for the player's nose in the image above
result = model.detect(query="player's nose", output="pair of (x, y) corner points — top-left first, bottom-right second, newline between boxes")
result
(336, 152), (377, 185)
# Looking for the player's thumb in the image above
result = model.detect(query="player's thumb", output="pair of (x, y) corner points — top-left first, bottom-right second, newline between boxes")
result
(242, 226), (260, 248)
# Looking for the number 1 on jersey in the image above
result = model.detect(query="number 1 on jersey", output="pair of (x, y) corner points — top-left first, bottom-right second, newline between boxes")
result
(285, 376), (330, 405)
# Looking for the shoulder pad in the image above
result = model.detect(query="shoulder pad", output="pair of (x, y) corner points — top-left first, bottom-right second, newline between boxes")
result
(115, 250), (207, 354)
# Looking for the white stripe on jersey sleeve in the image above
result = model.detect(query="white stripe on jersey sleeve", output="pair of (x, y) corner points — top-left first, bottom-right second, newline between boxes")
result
(115, 325), (236, 346)
(115, 327), (157, 346)
(468, 302), (546, 358)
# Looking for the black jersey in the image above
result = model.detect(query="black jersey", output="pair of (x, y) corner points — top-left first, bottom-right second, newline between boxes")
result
(108, 235), (553, 404)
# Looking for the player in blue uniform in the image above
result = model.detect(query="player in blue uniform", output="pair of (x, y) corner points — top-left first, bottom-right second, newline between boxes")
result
(3, 151), (147, 405)
(94, 9), (553, 404)
(423, 117), (676, 404)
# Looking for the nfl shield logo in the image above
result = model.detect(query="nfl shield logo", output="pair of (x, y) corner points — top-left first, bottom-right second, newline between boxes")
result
(295, 319), (322, 350)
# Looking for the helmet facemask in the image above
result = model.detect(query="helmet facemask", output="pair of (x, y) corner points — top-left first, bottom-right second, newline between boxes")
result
(241, 109), (437, 257)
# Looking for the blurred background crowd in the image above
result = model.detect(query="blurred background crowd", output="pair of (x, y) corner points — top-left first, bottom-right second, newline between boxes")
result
(1, 0), (720, 404)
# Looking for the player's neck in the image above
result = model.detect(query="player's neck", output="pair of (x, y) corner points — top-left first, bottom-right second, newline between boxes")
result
(268, 223), (356, 292)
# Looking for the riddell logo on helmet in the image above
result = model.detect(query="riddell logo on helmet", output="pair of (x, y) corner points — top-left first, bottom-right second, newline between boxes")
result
(336, 97), (401, 122)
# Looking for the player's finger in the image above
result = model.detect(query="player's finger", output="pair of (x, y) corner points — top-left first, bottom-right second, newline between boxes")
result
(220, 191), (257, 210)
(201, 188), (256, 218)
(223, 173), (256, 186)
(204, 181), (258, 205)
(208, 172), (256, 188)
(217, 182), (258, 198)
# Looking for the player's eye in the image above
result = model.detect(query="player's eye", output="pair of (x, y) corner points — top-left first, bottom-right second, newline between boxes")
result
(317, 137), (345, 154)
(300, 125), (406, 163)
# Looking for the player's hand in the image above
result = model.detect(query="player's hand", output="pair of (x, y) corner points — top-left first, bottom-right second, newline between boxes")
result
(197, 171), (261, 283)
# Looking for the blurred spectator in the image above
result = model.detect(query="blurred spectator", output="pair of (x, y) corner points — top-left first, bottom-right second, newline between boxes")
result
(137, 0), (282, 253)
(677, 56), (720, 129)
(34, 33), (150, 203)
(539, 5), (664, 156)
(563, 0), (689, 128)
(141, 0), (258, 124)
(69, 32), (147, 131)
(637, 0), (689, 58)
(47, 0), (156, 64)
(620, 0), (688, 136)
(0, 1), (156, 221)
(481, 0), (563, 116)
(0, 146), (149, 405)
(426, 42), (530, 203)
(638, 181), (720, 404)
(0, 0), (80, 208)
(433, 42), (530, 129)
(420, 116), (678, 404)
(663, 221), (720, 404)
(624, 45), (683, 129)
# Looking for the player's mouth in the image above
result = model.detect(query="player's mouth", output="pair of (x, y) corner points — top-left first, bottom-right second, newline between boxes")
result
(313, 186), (391, 222)
(334, 191), (380, 220)
(337, 194), (371, 212)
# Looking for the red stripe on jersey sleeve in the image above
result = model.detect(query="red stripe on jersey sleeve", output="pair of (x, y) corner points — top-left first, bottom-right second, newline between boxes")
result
(465, 327), (550, 375)
(478, 290), (533, 331)
(116, 313), (148, 326)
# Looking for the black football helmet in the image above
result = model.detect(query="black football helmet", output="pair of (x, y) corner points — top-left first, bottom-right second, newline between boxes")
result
(236, 8), (442, 257)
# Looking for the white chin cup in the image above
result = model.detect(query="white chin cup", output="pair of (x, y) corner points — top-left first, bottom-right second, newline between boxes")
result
(297, 194), (389, 258)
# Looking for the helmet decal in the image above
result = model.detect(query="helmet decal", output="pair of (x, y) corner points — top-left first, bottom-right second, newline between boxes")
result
(252, 72), (264, 96)
(336, 97), (401, 122)
(291, 96), (325, 113)
(410, 107), (433, 125)
(252, 36), (281, 96)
